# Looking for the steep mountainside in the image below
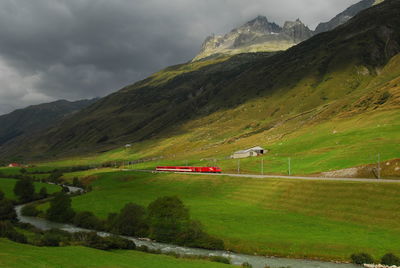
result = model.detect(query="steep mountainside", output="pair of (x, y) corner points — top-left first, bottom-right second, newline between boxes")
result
(0, 0), (399, 169)
(0, 99), (97, 146)
(315, 0), (384, 34)
(193, 16), (313, 61)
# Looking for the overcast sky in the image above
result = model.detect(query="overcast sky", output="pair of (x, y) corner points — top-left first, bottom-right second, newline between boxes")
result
(0, 0), (361, 115)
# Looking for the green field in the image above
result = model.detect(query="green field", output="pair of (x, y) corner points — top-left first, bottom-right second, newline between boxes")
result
(37, 108), (400, 179)
(45, 170), (400, 261)
(0, 239), (231, 268)
(0, 178), (61, 200)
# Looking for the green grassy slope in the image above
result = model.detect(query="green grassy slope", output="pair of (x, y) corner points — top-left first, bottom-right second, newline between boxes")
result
(45, 171), (400, 260)
(0, 178), (61, 200)
(2, 1), (399, 176)
(0, 239), (231, 268)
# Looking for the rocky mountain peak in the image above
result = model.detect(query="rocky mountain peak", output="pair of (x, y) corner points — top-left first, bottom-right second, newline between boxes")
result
(194, 16), (308, 61)
(233, 15), (281, 35)
(283, 19), (313, 43)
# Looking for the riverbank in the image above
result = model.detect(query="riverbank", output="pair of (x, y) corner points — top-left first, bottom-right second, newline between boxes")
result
(15, 201), (358, 268)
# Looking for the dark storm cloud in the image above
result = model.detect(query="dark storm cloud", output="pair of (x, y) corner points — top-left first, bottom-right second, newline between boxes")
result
(0, 0), (360, 114)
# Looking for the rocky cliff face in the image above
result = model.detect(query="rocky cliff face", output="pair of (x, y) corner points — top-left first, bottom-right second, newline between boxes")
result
(194, 16), (312, 61)
(314, 0), (384, 34)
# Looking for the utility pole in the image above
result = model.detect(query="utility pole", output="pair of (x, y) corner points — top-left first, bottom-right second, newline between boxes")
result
(261, 158), (264, 175)
(288, 157), (291, 176)
(377, 153), (381, 179)
(237, 159), (240, 174)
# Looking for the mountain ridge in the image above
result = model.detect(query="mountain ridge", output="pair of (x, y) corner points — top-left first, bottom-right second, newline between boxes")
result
(315, 0), (384, 34)
(193, 16), (313, 61)
(0, 0), (399, 165)
(195, 0), (386, 61)
(0, 98), (97, 149)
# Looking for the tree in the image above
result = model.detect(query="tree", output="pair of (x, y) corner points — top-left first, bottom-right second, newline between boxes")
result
(112, 203), (148, 236)
(0, 199), (17, 221)
(46, 192), (75, 222)
(73, 211), (103, 230)
(48, 170), (63, 183)
(13, 178), (35, 202)
(39, 187), (48, 199)
(147, 196), (190, 242)
(72, 177), (82, 187)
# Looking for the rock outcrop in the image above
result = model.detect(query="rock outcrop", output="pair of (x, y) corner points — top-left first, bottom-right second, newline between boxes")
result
(194, 16), (312, 61)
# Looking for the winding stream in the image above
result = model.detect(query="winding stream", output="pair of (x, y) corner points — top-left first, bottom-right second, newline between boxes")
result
(15, 185), (358, 268)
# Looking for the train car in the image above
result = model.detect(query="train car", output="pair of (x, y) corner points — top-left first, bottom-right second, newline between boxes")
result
(156, 166), (222, 173)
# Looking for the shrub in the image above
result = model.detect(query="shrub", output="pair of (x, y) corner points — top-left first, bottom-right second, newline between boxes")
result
(242, 262), (252, 268)
(0, 221), (14, 237)
(148, 196), (190, 243)
(72, 177), (82, 187)
(0, 189), (4, 200)
(103, 235), (136, 250)
(6, 230), (27, 244)
(39, 187), (48, 199)
(48, 170), (63, 183)
(46, 192), (75, 223)
(0, 198), (17, 221)
(14, 178), (35, 202)
(0, 221), (27, 244)
(39, 229), (71, 246)
(72, 232), (135, 250)
(112, 203), (148, 236)
(21, 204), (40, 217)
(137, 245), (150, 252)
(381, 253), (400, 266)
(178, 220), (224, 250)
(73, 211), (104, 230)
(209, 256), (230, 264)
(350, 253), (374, 265)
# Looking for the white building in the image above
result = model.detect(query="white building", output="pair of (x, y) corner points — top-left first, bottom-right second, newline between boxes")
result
(231, 146), (266, 159)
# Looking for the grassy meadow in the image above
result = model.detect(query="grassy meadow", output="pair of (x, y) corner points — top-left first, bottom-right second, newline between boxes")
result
(37, 170), (400, 261)
(0, 239), (231, 268)
(0, 178), (61, 200)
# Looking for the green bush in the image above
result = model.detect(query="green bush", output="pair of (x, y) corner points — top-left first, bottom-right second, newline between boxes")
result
(39, 187), (48, 199)
(148, 196), (190, 243)
(46, 192), (75, 223)
(72, 232), (135, 250)
(39, 229), (71, 247)
(177, 220), (224, 250)
(73, 211), (104, 230)
(242, 262), (252, 268)
(6, 230), (27, 244)
(0, 198), (17, 221)
(350, 253), (374, 265)
(102, 235), (136, 250)
(14, 178), (35, 202)
(209, 256), (230, 264)
(0, 221), (14, 237)
(21, 205), (40, 217)
(381, 253), (400, 266)
(137, 245), (150, 252)
(112, 203), (148, 236)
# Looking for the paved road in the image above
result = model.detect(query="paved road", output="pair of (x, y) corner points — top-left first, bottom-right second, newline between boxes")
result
(129, 169), (400, 183)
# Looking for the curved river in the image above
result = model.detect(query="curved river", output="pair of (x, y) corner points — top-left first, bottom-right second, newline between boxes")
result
(15, 185), (358, 268)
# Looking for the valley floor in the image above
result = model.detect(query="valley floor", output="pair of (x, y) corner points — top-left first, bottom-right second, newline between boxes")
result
(36, 170), (400, 261)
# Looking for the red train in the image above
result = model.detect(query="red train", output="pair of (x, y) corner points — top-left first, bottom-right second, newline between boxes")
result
(156, 166), (222, 173)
